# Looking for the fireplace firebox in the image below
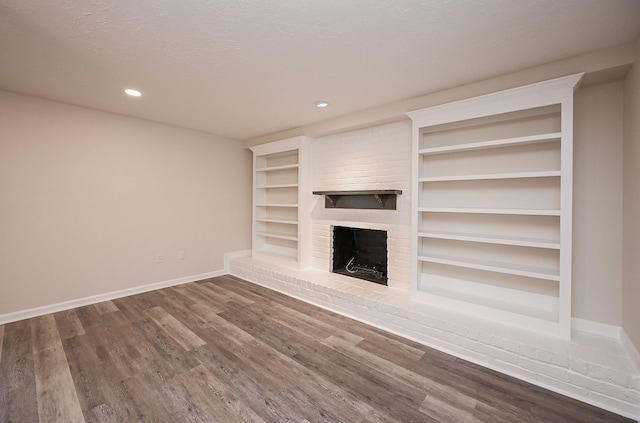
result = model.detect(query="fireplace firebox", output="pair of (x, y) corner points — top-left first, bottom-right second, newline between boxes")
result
(332, 226), (388, 285)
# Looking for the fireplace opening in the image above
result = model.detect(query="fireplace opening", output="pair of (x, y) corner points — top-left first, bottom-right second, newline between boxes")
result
(332, 226), (388, 285)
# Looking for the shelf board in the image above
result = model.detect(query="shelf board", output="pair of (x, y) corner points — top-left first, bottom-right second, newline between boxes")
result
(255, 218), (298, 225)
(418, 207), (561, 216)
(418, 253), (560, 281)
(415, 280), (558, 322)
(255, 163), (299, 172)
(419, 132), (561, 155)
(255, 203), (299, 208)
(419, 170), (561, 182)
(418, 231), (560, 249)
(255, 232), (298, 241)
(255, 183), (299, 189)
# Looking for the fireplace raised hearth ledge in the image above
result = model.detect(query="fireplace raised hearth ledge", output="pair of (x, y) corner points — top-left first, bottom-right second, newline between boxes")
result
(313, 189), (402, 210)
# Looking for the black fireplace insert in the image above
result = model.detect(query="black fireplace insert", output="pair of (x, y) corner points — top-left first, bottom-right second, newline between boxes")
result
(332, 226), (388, 285)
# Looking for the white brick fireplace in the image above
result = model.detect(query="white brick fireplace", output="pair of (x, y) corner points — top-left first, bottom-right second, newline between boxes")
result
(310, 121), (413, 291)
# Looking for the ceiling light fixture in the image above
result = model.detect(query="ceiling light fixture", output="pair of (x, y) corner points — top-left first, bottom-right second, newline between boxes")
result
(314, 101), (329, 108)
(124, 89), (142, 97)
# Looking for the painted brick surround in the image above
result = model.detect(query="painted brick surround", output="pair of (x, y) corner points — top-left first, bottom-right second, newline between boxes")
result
(310, 121), (413, 291)
(233, 121), (640, 420)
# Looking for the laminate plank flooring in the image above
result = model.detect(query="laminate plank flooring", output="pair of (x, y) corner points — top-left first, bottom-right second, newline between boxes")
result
(0, 275), (634, 423)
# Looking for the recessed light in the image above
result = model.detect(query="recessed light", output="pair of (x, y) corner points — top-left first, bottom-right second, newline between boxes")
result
(314, 101), (329, 108)
(125, 89), (142, 97)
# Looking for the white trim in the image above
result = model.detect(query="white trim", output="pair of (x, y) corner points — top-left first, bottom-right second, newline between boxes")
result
(406, 73), (584, 126)
(224, 249), (251, 273)
(249, 135), (308, 156)
(571, 317), (622, 338)
(621, 328), (640, 373)
(0, 269), (226, 325)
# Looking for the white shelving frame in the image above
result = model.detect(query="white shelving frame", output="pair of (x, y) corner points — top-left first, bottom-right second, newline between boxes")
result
(250, 136), (312, 269)
(407, 74), (583, 338)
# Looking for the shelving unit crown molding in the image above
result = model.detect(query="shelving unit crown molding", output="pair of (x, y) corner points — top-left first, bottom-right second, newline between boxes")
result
(406, 73), (584, 128)
(249, 135), (312, 156)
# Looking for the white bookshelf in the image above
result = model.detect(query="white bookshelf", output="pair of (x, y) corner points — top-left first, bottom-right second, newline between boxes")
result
(408, 74), (583, 338)
(250, 136), (311, 268)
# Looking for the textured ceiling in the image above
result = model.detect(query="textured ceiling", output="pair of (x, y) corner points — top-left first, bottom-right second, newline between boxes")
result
(1, 0), (639, 141)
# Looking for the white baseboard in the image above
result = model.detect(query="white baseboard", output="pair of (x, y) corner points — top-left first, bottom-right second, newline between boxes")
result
(571, 317), (622, 338)
(0, 269), (226, 325)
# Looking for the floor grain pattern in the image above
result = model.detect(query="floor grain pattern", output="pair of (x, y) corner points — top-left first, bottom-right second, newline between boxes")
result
(0, 275), (633, 423)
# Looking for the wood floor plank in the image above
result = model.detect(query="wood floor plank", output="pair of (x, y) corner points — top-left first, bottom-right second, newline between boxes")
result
(1, 275), (635, 423)
(93, 300), (119, 316)
(0, 320), (39, 423)
(0, 325), (3, 363)
(30, 314), (85, 421)
(31, 314), (62, 352)
(54, 309), (86, 340)
(246, 297), (357, 343)
(415, 353), (534, 421)
(206, 322), (378, 422)
(191, 342), (307, 422)
(181, 281), (232, 307)
(110, 296), (147, 322)
(157, 286), (196, 305)
(145, 289), (217, 334)
(33, 343), (86, 422)
(132, 317), (201, 374)
(188, 364), (268, 423)
(87, 358), (170, 423)
(323, 333), (480, 414)
(74, 304), (103, 329)
(144, 306), (206, 351)
(98, 310), (155, 360)
(420, 393), (481, 423)
(172, 284), (225, 314)
(218, 300), (433, 422)
(356, 333), (430, 366)
(196, 324), (300, 394)
(83, 320), (138, 382)
(153, 368), (220, 422)
(448, 357), (624, 423)
(199, 278), (256, 307)
(118, 374), (177, 422)
(191, 319), (380, 422)
(291, 340), (435, 422)
(212, 274), (286, 304)
(127, 290), (167, 311)
(274, 303), (365, 344)
(64, 325), (156, 423)
(62, 334), (116, 414)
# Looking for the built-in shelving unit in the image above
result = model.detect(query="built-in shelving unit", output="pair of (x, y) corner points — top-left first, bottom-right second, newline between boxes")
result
(250, 137), (311, 268)
(408, 74), (583, 338)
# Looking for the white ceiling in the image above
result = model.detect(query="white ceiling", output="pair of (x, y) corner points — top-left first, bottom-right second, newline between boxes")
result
(1, 0), (639, 141)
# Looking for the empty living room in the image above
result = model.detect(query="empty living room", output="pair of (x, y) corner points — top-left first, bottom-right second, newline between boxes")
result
(1, 1), (640, 422)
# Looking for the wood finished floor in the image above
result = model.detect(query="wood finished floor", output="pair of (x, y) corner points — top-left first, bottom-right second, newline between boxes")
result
(0, 275), (633, 423)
